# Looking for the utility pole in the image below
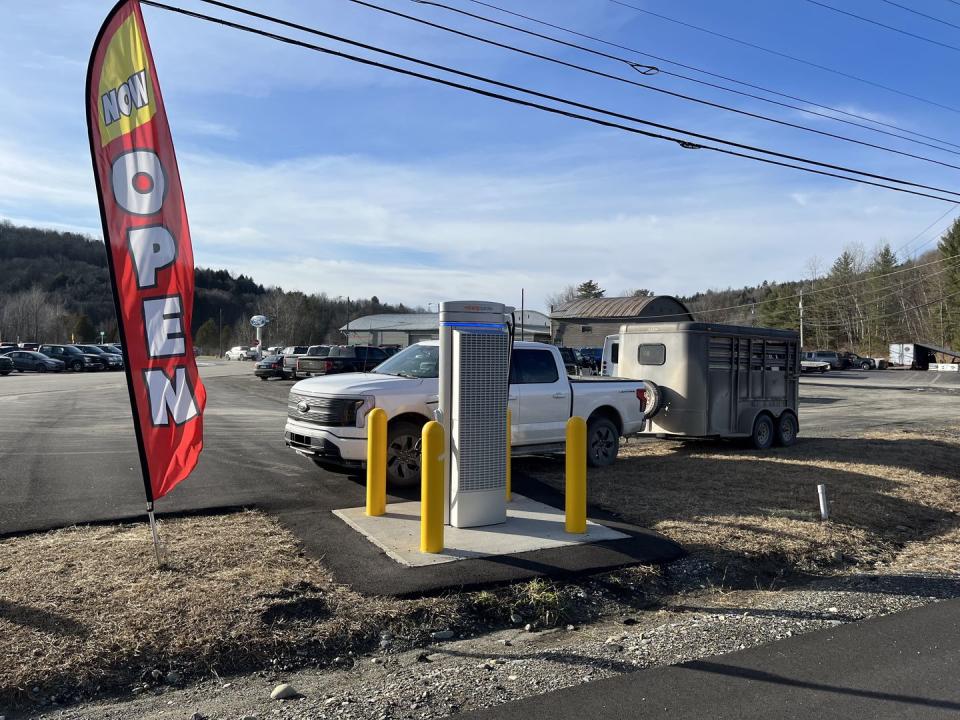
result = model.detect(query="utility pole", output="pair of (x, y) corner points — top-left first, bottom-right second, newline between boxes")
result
(799, 289), (804, 349)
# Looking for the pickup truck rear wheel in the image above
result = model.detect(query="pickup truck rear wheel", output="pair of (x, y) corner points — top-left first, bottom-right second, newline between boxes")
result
(587, 416), (619, 467)
(387, 420), (424, 488)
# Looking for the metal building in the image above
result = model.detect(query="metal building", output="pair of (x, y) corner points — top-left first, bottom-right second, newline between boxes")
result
(340, 310), (551, 348)
(550, 296), (693, 348)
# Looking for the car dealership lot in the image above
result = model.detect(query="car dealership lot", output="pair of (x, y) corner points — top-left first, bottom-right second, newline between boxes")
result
(1, 364), (957, 536)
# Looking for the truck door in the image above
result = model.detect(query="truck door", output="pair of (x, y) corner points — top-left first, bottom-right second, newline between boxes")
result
(509, 348), (569, 444)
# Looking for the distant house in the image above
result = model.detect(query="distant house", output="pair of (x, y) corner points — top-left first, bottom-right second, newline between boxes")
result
(550, 296), (694, 348)
(341, 310), (551, 348)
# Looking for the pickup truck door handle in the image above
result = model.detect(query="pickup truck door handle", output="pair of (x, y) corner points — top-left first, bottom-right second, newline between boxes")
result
(552, 392), (568, 399)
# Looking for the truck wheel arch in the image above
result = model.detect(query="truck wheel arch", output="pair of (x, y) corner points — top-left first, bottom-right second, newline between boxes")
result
(587, 405), (623, 436)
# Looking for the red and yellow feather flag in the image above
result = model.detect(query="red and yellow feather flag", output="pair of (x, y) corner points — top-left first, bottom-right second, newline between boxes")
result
(86, 0), (205, 504)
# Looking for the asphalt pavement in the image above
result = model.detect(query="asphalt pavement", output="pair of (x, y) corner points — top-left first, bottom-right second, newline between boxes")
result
(461, 597), (960, 720)
(0, 361), (683, 594)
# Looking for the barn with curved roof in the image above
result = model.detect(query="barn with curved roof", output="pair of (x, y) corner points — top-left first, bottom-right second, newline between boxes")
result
(550, 295), (694, 348)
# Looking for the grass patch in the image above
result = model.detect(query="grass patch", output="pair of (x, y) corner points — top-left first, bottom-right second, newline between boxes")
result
(524, 425), (960, 580)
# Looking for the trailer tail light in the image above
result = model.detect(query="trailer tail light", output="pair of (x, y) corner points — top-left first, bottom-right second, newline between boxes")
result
(636, 387), (647, 413)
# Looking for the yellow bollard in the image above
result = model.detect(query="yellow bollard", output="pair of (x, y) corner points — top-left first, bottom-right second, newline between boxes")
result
(506, 408), (512, 502)
(420, 420), (445, 553)
(365, 408), (387, 517)
(565, 416), (587, 534)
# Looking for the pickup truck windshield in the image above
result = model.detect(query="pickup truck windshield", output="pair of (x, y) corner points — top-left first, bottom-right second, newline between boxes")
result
(374, 344), (439, 378)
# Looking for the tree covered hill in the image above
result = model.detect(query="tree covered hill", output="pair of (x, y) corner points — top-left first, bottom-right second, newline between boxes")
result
(0, 221), (412, 349)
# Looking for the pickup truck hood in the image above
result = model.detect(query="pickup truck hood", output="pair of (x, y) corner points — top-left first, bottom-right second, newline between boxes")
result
(292, 372), (436, 397)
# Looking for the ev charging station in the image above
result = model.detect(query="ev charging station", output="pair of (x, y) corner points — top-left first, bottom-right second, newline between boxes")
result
(438, 301), (512, 528)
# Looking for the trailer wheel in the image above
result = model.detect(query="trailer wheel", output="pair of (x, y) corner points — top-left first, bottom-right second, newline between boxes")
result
(587, 416), (619, 467)
(775, 412), (798, 447)
(751, 413), (775, 450)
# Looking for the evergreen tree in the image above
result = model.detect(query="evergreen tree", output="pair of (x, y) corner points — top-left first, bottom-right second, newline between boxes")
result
(73, 314), (95, 342)
(194, 318), (219, 355)
(575, 280), (605, 298)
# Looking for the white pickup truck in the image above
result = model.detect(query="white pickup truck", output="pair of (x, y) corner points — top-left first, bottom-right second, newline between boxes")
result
(284, 340), (656, 486)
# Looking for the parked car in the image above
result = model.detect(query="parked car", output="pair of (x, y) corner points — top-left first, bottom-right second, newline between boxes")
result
(39, 344), (105, 371)
(254, 354), (286, 380)
(19, 342), (39, 351)
(285, 340), (654, 486)
(578, 347), (602, 371)
(297, 345), (390, 378)
(2, 350), (65, 373)
(97, 344), (123, 355)
(557, 347), (582, 376)
(74, 344), (123, 370)
(280, 345), (311, 378)
(804, 350), (849, 370)
(0, 342), (17, 352)
(801, 359), (830, 373)
(293, 345), (332, 379)
(0, 355), (13, 375)
(225, 345), (258, 361)
(840, 352), (876, 370)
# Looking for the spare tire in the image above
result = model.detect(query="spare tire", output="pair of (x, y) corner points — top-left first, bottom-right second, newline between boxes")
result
(642, 380), (664, 420)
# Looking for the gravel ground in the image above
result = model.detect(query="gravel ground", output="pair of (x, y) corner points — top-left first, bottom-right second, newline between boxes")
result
(24, 558), (958, 720)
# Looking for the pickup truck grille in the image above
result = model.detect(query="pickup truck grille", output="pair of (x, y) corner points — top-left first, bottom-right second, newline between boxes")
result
(288, 392), (360, 427)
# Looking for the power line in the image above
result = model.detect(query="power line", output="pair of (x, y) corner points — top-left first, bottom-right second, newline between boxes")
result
(805, 0), (960, 54)
(608, 0), (960, 115)
(372, 0), (960, 172)
(458, 0), (960, 154)
(878, 0), (960, 31)
(803, 288), (960, 328)
(150, 0), (960, 202)
(893, 205), (959, 256)
(657, 252), (960, 321)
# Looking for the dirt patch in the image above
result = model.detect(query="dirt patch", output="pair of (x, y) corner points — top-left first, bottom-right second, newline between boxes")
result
(523, 425), (960, 582)
(0, 513), (657, 710)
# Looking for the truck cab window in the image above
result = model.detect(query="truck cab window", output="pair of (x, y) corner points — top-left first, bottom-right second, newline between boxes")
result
(511, 349), (559, 384)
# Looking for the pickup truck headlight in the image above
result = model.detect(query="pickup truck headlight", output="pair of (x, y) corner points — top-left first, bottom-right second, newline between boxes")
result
(355, 395), (376, 428)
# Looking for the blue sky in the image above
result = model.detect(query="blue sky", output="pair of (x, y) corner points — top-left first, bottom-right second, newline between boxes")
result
(2, 0), (960, 309)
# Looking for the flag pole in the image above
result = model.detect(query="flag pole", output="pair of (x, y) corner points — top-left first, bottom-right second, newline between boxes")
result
(146, 502), (164, 567)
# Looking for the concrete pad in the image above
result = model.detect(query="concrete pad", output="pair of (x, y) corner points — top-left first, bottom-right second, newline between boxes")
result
(334, 494), (628, 567)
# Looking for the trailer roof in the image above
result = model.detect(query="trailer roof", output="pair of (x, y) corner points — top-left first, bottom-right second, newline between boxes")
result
(618, 321), (799, 340)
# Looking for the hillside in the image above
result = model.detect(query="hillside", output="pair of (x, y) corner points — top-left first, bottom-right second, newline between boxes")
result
(2, 220), (958, 355)
(0, 221), (413, 350)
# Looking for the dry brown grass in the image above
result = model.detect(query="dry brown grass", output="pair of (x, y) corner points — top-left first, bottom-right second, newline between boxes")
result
(3, 426), (958, 707)
(0, 511), (467, 707)
(527, 425), (960, 577)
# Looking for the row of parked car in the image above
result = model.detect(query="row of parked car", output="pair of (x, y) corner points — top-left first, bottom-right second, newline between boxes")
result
(0, 342), (125, 375)
(248, 344), (399, 381)
(801, 350), (880, 373)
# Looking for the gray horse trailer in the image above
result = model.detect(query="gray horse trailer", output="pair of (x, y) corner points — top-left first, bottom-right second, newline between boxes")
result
(617, 322), (800, 449)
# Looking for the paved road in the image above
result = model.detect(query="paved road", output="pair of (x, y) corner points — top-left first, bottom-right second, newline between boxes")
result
(0, 361), (305, 535)
(462, 597), (960, 720)
(0, 365), (956, 535)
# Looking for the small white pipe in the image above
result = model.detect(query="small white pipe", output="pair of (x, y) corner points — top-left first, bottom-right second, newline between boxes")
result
(817, 484), (829, 521)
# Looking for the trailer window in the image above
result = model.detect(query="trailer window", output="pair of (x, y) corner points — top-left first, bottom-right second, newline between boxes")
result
(610, 343), (619, 364)
(636, 343), (666, 365)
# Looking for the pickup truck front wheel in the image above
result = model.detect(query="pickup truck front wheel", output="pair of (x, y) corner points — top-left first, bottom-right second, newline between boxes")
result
(387, 420), (424, 488)
(587, 416), (619, 467)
